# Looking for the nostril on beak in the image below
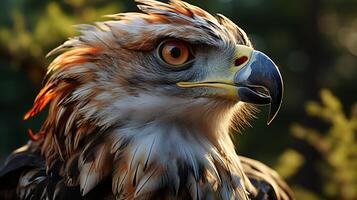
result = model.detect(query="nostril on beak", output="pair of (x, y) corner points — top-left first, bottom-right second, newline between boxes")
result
(235, 56), (248, 67)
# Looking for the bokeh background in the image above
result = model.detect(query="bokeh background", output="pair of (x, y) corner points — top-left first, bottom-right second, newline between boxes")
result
(0, 0), (356, 199)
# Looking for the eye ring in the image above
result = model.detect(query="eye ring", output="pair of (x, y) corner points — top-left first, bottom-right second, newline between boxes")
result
(157, 39), (195, 69)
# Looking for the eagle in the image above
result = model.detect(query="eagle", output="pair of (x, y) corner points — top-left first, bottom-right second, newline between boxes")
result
(0, 0), (293, 199)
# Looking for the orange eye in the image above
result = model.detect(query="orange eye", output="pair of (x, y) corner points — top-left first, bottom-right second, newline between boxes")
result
(159, 40), (193, 67)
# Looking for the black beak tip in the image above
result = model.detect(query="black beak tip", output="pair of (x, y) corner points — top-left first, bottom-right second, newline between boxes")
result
(267, 100), (282, 125)
(266, 78), (283, 125)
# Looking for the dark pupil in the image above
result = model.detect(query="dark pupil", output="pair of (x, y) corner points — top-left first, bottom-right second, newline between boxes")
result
(170, 47), (181, 58)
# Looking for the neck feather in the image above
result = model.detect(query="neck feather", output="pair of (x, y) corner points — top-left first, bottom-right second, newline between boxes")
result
(106, 95), (251, 199)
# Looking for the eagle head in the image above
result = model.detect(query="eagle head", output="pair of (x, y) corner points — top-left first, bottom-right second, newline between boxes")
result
(22, 0), (285, 199)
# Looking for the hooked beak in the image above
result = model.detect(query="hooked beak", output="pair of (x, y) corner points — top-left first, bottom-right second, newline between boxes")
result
(177, 45), (283, 125)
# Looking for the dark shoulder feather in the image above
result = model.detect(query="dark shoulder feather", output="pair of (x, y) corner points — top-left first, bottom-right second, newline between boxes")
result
(0, 145), (114, 200)
(239, 156), (294, 200)
(0, 145), (43, 200)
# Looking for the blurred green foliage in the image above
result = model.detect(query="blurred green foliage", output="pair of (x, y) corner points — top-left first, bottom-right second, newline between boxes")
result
(275, 90), (357, 200)
(0, 0), (357, 199)
(0, 0), (124, 84)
